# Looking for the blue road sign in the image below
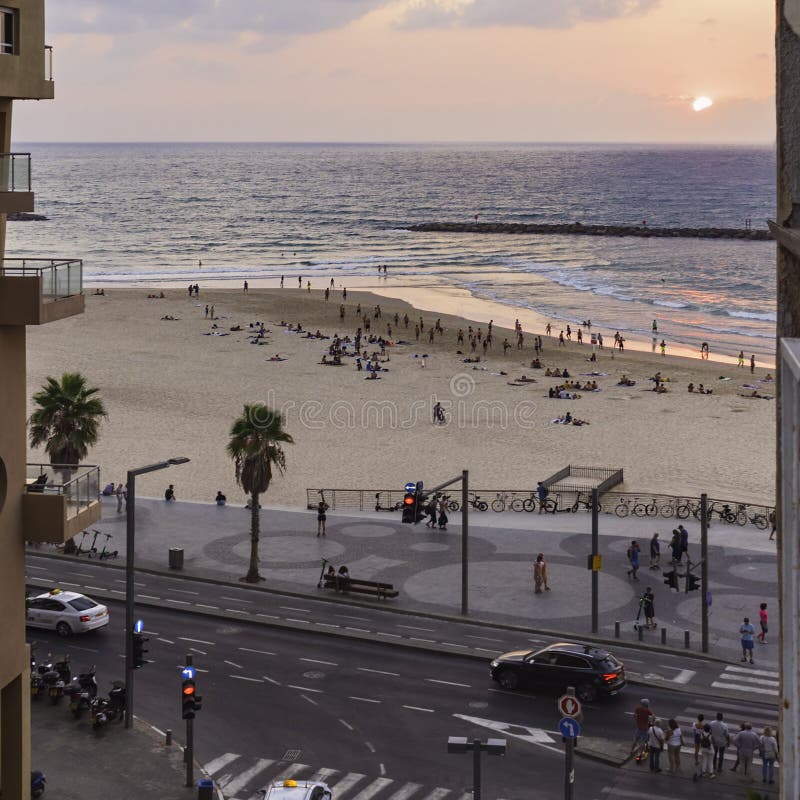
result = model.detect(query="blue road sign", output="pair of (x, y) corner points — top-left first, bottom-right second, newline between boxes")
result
(706, 590), (713, 607)
(559, 717), (580, 739)
(134, 619), (144, 633)
(405, 482), (416, 493)
(181, 666), (196, 680)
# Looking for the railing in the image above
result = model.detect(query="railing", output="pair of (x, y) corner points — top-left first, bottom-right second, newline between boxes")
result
(44, 45), (52, 81)
(26, 463), (100, 519)
(0, 258), (83, 297)
(0, 152), (30, 192)
(541, 464), (623, 494)
(306, 487), (775, 530)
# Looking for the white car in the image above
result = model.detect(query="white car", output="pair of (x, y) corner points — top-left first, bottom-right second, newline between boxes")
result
(259, 780), (332, 800)
(25, 589), (109, 637)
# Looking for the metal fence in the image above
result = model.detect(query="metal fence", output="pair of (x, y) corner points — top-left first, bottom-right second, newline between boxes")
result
(542, 465), (623, 495)
(306, 487), (774, 530)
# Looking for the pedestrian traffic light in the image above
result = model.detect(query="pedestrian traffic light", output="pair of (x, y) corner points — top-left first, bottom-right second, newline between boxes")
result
(663, 569), (678, 590)
(414, 481), (425, 523)
(132, 631), (149, 668)
(402, 491), (416, 523)
(182, 677), (198, 719)
(686, 573), (700, 591)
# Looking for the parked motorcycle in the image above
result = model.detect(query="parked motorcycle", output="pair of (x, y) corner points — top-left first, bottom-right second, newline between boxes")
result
(91, 681), (126, 729)
(42, 656), (71, 705)
(31, 770), (46, 798)
(30, 654), (54, 700)
(65, 665), (97, 719)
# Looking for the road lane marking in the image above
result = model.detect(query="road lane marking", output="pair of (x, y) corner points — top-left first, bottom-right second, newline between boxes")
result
(221, 596), (253, 603)
(440, 642), (468, 648)
(189, 648), (207, 656)
(385, 782), (422, 800)
(328, 772), (365, 797)
(286, 618), (311, 624)
(376, 632), (401, 638)
(725, 665), (780, 678)
(464, 635), (504, 643)
(169, 588), (199, 595)
(157, 638), (175, 644)
(26, 565), (47, 570)
(224, 660), (243, 669)
(262, 675), (281, 685)
(109, 589), (124, 594)
(301, 658), (338, 666)
(473, 647), (498, 653)
(339, 719), (354, 731)
(289, 685), (324, 693)
(397, 625), (436, 632)
(225, 608), (248, 614)
(352, 777), (393, 800)
(229, 675), (263, 683)
(403, 705), (434, 713)
(239, 648), (276, 656)
(57, 581), (80, 587)
(84, 586), (107, 592)
(70, 572), (94, 578)
(139, 594), (161, 600)
(257, 613), (279, 619)
(195, 604), (219, 610)
(349, 696), (381, 704)
(711, 682), (778, 695)
(220, 758), (274, 795)
(358, 668), (400, 677)
(365, 742), (376, 753)
(410, 638), (436, 643)
(418, 789), (450, 800)
(281, 606), (312, 613)
(346, 627), (370, 633)
(302, 694), (319, 706)
(336, 615), (370, 622)
(315, 623), (341, 628)
(204, 753), (239, 775)
(166, 599), (191, 605)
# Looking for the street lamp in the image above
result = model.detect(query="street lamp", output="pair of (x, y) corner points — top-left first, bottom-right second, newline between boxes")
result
(124, 457), (190, 728)
(447, 737), (506, 800)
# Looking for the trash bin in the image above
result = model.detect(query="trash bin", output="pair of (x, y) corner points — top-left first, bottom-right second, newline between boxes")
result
(197, 779), (214, 800)
(168, 548), (184, 570)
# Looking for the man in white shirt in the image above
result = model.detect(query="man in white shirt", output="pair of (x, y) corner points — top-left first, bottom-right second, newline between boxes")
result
(709, 712), (729, 774)
(647, 717), (665, 773)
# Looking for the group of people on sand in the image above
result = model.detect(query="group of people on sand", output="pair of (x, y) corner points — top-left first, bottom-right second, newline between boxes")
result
(553, 411), (590, 426)
(544, 367), (571, 378)
(687, 383), (713, 395)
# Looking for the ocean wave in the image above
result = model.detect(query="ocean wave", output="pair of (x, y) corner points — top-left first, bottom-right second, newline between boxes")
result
(726, 309), (777, 322)
(652, 300), (689, 309)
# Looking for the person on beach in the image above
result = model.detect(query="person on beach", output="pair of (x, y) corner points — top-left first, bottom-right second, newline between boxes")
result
(660, 339), (666, 356)
(740, 617), (755, 663)
(652, 319), (658, 335)
(204, 304), (209, 318)
(164, 484), (176, 502)
(757, 602), (768, 644)
(280, 275), (284, 288)
(545, 323), (552, 336)
(298, 276), (302, 287)
(533, 553), (549, 593)
(700, 342), (709, 359)
(627, 540), (640, 580)
(316, 498), (329, 536)
(558, 331), (565, 346)
(649, 532), (660, 570)
(750, 354), (755, 374)
(738, 351), (745, 368)
(243, 281), (248, 293)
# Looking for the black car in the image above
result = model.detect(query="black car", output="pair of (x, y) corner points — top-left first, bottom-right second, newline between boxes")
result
(489, 642), (626, 702)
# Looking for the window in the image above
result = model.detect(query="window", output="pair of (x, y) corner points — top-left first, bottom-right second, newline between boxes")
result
(0, 8), (15, 55)
(554, 654), (590, 669)
(43, 600), (66, 611)
(68, 597), (96, 612)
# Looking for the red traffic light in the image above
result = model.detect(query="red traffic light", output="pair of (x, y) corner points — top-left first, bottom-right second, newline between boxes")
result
(183, 685), (195, 696)
(404, 495), (415, 505)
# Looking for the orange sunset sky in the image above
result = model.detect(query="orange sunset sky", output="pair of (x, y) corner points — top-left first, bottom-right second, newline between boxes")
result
(15, 0), (774, 142)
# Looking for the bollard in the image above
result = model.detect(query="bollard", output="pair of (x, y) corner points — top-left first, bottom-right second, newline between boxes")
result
(197, 779), (214, 800)
(614, 621), (620, 638)
(638, 625), (643, 642)
(166, 729), (172, 747)
(661, 627), (667, 645)
(684, 630), (691, 649)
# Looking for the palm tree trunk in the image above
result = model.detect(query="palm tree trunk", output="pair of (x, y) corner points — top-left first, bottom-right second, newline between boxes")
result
(244, 490), (262, 582)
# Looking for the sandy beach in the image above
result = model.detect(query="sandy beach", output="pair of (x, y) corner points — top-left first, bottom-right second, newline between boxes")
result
(25, 284), (775, 508)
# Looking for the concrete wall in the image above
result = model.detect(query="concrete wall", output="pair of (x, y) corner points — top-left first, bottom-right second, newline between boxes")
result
(0, 0), (53, 100)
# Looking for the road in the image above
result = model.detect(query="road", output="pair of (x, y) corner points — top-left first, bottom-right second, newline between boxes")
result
(28, 599), (780, 800)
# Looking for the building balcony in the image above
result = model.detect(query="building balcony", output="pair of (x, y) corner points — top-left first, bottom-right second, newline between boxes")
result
(0, 153), (33, 213)
(23, 463), (101, 544)
(0, 258), (84, 325)
(0, 45), (55, 100)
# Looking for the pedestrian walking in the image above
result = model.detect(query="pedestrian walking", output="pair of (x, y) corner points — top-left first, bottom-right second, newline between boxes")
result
(533, 553), (549, 593)
(649, 532), (661, 570)
(769, 509), (776, 540)
(648, 717), (665, 773)
(733, 723), (761, 781)
(730, 722), (746, 772)
(631, 699), (652, 754)
(757, 602), (768, 644)
(738, 350), (745, 368)
(626, 540), (640, 580)
(760, 726), (778, 784)
(316, 498), (329, 536)
(115, 482), (125, 514)
(243, 280), (248, 292)
(709, 712), (729, 774)
(740, 617), (756, 663)
(164, 484), (176, 502)
(536, 481), (549, 513)
(641, 586), (655, 629)
(666, 718), (683, 774)
(669, 529), (682, 563)
(678, 524), (689, 557)
(438, 497), (448, 531)
(750, 354), (756, 374)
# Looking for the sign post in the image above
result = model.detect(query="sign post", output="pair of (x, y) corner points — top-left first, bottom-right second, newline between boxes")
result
(558, 689), (580, 800)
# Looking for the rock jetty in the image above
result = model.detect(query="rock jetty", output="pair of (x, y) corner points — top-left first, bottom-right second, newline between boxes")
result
(406, 222), (771, 241)
(8, 211), (47, 221)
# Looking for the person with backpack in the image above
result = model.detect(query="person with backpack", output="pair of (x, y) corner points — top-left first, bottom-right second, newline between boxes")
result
(694, 723), (715, 780)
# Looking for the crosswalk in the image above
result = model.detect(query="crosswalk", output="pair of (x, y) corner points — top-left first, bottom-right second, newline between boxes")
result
(204, 754), (477, 800)
(710, 664), (779, 697)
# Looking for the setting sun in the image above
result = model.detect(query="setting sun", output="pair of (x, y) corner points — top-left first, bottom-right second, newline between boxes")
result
(692, 96), (714, 112)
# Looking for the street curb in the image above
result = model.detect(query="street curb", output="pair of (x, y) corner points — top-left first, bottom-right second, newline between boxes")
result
(573, 738), (631, 767)
(27, 548), (734, 665)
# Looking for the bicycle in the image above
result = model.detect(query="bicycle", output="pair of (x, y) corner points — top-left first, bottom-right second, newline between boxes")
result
(570, 491), (601, 513)
(748, 510), (769, 530)
(630, 738), (650, 764)
(615, 497), (633, 518)
(374, 492), (402, 512)
(518, 492), (538, 512)
(675, 498), (698, 519)
(446, 497), (461, 513)
(659, 499), (675, 518)
(539, 492), (562, 514)
(467, 493), (489, 512)
(492, 492), (513, 512)
(632, 497), (658, 518)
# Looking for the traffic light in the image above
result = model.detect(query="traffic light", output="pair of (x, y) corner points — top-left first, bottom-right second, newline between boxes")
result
(686, 573), (700, 591)
(663, 570), (678, 590)
(414, 482), (425, 523)
(132, 631), (149, 668)
(182, 677), (198, 719)
(402, 491), (416, 523)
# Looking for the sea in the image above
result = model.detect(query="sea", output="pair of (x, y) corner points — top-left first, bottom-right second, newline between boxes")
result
(8, 142), (776, 358)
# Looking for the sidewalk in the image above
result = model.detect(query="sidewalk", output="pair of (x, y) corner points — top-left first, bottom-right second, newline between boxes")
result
(65, 495), (779, 667)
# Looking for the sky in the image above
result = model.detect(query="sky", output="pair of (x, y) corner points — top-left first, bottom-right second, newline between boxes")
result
(14, 0), (775, 143)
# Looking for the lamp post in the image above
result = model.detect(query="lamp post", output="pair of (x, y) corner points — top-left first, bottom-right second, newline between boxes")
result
(446, 737), (506, 800)
(124, 457), (190, 728)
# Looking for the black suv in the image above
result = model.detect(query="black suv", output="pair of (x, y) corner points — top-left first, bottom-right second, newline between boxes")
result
(489, 642), (626, 702)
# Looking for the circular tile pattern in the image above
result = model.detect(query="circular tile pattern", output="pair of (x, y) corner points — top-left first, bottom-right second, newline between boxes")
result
(410, 542), (450, 552)
(337, 523), (396, 539)
(232, 536), (344, 563)
(728, 562), (777, 582)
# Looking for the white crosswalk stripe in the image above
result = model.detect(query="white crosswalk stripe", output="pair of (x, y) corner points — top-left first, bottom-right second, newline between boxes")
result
(204, 753), (492, 800)
(710, 664), (779, 696)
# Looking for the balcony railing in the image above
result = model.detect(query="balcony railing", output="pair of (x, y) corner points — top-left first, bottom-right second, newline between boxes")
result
(0, 153), (30, 192)
(26, 463), (100, 520)
(45, 45), (52, 81)
(0, 258), (83, 298)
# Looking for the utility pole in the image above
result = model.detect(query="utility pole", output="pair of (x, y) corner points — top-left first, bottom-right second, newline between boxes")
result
(590, 488), (599, 634)
(700, 494), (709, 653)
(185, 654), (194, 788)
(461, 469), (469, 616)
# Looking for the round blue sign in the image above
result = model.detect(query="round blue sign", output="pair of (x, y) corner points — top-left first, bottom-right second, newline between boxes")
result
(134, 619), (144, 633)
(181, 666), (196, 680)
(405, 482), (416, 493)
(558, 717), (580, 739)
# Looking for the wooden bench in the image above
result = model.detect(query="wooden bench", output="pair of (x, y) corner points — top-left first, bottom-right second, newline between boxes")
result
(321, 574), (398, 600)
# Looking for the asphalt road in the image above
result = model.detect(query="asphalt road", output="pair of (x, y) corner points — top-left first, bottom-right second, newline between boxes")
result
(27, 600), (779, 800)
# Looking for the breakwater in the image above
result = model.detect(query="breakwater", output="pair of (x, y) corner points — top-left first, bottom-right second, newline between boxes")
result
(407, 222), (772, 241)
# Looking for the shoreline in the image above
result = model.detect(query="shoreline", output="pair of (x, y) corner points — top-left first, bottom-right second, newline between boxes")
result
(27, 285), (776, 510)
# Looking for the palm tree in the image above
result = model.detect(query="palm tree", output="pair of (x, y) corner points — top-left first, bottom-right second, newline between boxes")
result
(227, 404), (293, 583)
(29, 372), (107, 465)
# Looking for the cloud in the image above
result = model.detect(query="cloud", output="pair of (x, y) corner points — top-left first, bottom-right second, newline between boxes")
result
(395, 0), (661, 29)
(47, 1), (384, 37)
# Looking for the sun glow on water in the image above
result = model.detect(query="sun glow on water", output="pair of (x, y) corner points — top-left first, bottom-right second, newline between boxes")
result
(692, 96), (713, 112)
